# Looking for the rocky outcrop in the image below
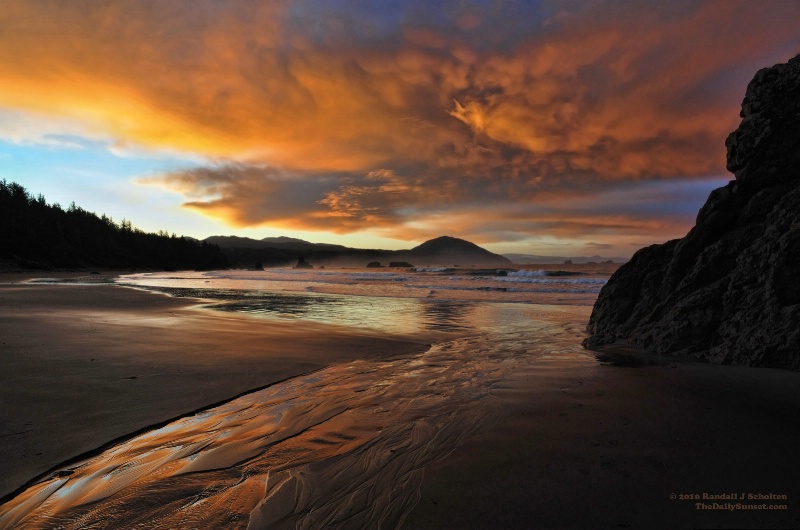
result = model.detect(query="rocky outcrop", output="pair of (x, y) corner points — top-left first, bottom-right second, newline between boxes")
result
(585, 55), (800, 370)
(294, 256), (313, 269)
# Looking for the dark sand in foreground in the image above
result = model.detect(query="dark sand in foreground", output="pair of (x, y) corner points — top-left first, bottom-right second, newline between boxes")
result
(0, 277), (432, 501)
(407, 350), (800, 529)
(1, 275), (799, 529)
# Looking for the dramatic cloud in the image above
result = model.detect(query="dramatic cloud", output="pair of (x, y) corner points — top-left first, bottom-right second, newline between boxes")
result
(148, 164), (442, 233)
(2, 0), (799, 254)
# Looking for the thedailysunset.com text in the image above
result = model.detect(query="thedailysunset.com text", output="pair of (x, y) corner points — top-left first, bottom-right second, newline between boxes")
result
(695, 502), (787, 511)
(669, 492), (789, 511)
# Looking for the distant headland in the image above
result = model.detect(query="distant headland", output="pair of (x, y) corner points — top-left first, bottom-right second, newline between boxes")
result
(0, 181), (228, 271)
(204, 234), (511, 268)
(2, 181), (628, 271)
(0, 186), (514, 270)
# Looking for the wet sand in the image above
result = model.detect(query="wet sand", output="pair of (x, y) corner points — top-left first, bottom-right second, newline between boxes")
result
(406, 350), (800, 529)
(2, 275), (800, 528)
(0, 277), (432, 501)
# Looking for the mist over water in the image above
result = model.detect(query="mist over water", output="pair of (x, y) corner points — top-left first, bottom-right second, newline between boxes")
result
(1, 268), (603, 529)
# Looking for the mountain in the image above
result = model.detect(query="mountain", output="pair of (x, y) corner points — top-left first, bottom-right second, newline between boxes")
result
(205, 235), (269, 249)
(584, 54), (800, 370)
(205, 234), (510, 268)
(260, 236), (309, 245)
(399, 236), (511, 266)
(206, 235), (347, 252)
(259, 236), (346, 250)
(504, 253), (628, 264)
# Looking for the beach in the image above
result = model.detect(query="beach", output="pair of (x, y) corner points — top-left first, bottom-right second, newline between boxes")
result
(1, 272), (799, 528)
(405, 349), (800, 529)
(0, 275), (433, 503)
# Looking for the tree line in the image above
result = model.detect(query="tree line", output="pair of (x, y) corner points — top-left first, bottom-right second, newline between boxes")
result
(0, 180), (228, 270)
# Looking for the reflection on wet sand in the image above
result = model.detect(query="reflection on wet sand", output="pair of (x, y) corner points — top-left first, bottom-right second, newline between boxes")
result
(418, 299), (476, 333)
(0, 304), (589, 529)
(1, 269), (595, 529)
(0, 327), (553, 529)
(136, 286), (428, 335)
(133, 286), (483, 336)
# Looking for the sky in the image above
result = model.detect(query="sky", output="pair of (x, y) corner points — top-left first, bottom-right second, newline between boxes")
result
(1, 1), (799, 257)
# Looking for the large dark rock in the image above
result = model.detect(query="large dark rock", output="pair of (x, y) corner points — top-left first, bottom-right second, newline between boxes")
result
(585, 55), (800, 370)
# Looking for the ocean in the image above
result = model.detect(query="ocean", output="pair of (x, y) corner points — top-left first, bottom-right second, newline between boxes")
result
(0, 264), (615, 529)
(121, 265), (610, 333)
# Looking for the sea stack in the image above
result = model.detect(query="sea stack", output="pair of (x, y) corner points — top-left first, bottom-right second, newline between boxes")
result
(584, 54), (800, 370)
(294, 256), (313, 269)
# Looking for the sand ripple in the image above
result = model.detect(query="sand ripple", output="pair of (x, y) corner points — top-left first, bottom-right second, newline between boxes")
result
(0, 329), (550, 529)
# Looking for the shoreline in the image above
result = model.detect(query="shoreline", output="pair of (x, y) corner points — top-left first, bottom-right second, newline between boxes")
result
(2, 274), (799, 528)
(0, 278), (434, 500)
(0, 364), (330, 506)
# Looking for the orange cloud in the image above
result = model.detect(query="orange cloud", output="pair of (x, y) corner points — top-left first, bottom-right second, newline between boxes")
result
(149, 164), (449, 234)
(2, 0), (800, 251)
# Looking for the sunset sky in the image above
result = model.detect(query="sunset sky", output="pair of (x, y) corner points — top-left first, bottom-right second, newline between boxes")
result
(2, 1), (799, 257)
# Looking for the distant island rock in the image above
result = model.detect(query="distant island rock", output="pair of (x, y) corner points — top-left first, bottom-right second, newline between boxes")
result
(364, 261), (414, 268)
(294, 256), (313, 269)
(585, 54), (800, 370)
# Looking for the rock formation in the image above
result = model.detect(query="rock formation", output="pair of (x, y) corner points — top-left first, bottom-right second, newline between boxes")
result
(585, 54), (800, 370)
(294, 256), (313, 269)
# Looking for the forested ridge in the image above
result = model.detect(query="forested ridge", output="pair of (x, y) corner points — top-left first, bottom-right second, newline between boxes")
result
(0, 181), (228, 270)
